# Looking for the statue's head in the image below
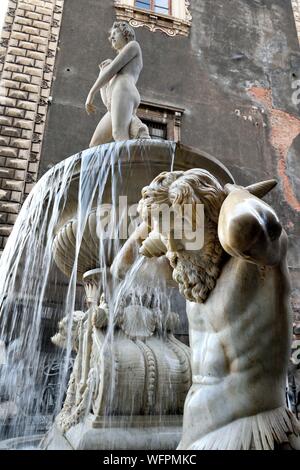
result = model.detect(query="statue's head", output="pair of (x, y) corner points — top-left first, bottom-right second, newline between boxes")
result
(109, 21), (136, 50)
(138, 169), (227, 303)
(138, 169), (278, 303)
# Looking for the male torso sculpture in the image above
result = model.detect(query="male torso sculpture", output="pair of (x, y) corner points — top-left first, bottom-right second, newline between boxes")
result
(180, 248), (292, 449)
(112, 169), (300, 450)
(86, 21), (149, 146)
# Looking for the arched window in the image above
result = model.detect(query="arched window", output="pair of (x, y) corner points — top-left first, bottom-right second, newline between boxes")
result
(114, 0), (192, 37)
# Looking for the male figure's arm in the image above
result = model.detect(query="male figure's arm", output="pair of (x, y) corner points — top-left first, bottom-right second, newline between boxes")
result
(86, 42), (140, 114)
(218, 186), (285, 266)
(110, 222), (175, 286)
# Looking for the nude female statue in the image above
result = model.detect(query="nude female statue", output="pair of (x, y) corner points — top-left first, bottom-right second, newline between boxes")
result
(111, 170), (300, 450)
(85, 21), (150, 147)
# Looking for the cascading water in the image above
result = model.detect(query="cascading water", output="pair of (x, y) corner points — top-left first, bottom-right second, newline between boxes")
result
(0, 139), (186, 449)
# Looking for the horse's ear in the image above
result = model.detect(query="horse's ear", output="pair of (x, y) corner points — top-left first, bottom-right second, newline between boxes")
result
(224, 180), (277, 199)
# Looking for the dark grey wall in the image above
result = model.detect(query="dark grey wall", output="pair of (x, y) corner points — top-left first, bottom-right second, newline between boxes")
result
(40, 0), (300, 318)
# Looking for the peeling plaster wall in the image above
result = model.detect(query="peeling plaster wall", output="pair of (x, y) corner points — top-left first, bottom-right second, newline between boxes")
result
(38, 0), (300, 320)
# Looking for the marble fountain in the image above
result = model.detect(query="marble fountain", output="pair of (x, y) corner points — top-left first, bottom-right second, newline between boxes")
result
(0, 21), (299, 450)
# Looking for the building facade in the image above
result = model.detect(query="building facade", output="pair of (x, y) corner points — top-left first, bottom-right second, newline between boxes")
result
(0, 0), (300, 350)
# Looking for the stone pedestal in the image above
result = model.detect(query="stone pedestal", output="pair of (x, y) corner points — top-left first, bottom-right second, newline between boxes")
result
(43, 415), (183, 450)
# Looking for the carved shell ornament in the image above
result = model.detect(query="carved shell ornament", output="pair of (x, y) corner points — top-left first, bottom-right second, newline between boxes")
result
(119, 304), (157, 338)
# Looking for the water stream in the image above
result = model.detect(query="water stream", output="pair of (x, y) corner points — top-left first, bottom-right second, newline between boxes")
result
(0, 140), (177, 447)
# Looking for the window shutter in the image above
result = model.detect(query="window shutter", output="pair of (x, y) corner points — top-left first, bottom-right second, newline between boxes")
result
(171, 0), (187, 20)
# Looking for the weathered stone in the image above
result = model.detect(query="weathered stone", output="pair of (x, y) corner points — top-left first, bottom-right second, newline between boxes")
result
(0, 201), (21, 213)
(14, 118), (34, 130)
(0, 96), (16, 107)
(0, 136), (10, 146)
(25, 11), (43, 21)
(8, 89), (28, 100)
(10, 191), (22, 202)
(4, 63), (23, 73)
(1, 179), (24, 192)
(31, 36), (48, 49)
(14, 16), (33, 27)
(0, 147), (18, 158)
(1, 127), (22, 138)
(0, 225), (13, 237)
(17, 100), (37, 111)
(6, 158), (27, 169)
(15, 56), (34, 67)
(26, 49), (45, 60)
(10, 31), (29, 41)
(0, 116), (12, 126)
(20, 83), (39, 93)
(4, 107), (25, 118)
(18, 41), (38, 51)
(10, 138), (30, 149)
(12, 73), (31, 83)
(0, 190), (9, 201)
(7, 47), (26, 57)
(33, 20), (51, 31)
(24, 66), (43, 78)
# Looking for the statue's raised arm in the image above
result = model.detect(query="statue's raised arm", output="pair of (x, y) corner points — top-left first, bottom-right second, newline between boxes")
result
(218, 181), (285, 266)
(122, 168), (300, 450)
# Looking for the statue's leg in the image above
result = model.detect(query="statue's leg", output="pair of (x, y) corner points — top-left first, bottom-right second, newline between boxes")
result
(89, 112), (113, 147)
(129, 115), (150, 139)
(111, 92), (134, 142)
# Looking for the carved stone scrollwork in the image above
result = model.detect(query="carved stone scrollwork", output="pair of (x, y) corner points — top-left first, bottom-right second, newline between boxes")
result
(44, 64), (52, 74)
(7, 8), (16, 17)
(129, 19), (178, 37)
(35, 113), (44, 123)
(41, 80), (50, 89)
(32, 133), (41, 144)
(114, 1), (191, 37)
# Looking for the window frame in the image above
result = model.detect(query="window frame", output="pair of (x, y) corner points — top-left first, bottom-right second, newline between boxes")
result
(137, 100), (185, 143)
(114, 0), (192, 37)
(135, 0), (172, 17)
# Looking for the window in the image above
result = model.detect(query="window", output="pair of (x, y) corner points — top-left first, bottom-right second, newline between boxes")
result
(137, 100), (184, 142)
(135, 0), (171, 16)
(114, 0), (192, 37)
(143, 120), (168, 140)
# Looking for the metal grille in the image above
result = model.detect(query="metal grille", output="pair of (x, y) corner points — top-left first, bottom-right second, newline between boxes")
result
(143, 120), (168, 140)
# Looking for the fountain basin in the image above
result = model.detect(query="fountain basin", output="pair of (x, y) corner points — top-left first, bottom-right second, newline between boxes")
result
(53, 140), (234, 279)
